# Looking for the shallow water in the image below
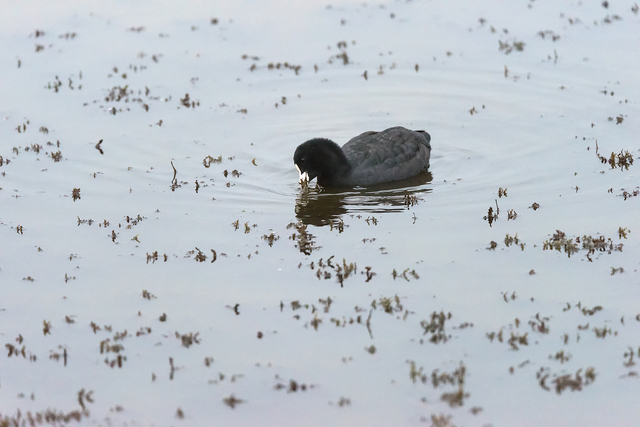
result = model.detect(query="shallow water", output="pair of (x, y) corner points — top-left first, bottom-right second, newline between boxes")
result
(1, 0), (639, 426)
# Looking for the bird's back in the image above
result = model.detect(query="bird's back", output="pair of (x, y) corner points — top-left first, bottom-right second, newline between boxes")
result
(340, 126), (431, 186)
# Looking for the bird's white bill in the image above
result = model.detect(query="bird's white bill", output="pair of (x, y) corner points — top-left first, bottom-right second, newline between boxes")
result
(295, 164), (310, 185)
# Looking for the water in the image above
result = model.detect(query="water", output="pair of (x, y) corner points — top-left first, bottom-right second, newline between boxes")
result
(1, 0), (639, 425)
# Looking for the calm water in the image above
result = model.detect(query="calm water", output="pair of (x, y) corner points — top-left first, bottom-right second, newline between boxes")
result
(1, 1), (639, 426)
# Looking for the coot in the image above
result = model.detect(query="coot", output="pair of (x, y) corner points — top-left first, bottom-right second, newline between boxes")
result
(293, 126), (431, 187)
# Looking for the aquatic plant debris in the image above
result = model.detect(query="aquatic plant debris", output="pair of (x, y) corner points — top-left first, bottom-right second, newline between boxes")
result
(1, 0), (639, 425)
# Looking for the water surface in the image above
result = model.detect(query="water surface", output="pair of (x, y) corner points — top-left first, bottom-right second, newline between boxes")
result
(1, 1), (639, 426)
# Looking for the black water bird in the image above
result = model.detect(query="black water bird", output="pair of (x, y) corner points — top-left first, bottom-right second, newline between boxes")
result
(294, 126), (431, 187)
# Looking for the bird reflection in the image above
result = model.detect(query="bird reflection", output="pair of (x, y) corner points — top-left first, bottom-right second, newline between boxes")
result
(295, 171), (433, 226)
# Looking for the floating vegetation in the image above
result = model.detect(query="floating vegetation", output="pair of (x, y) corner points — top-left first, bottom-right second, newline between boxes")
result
(580, 304), (603, 316)
(420, 312), (452, 344)
(504, 233), (525, 250)
(332, 396), (351, 407)
(227, 303), (240, 315)
(502, 291), (516, 302)
(282, 298), (373, 334)
(329, 218), (345, 233)
(100, 338), (124, 355)
(222, 169), (242, 178)
(601, 14), (623, 25)
(623, 347), (639, 368)
(507, 332), (529, 350)
(596, 142), (634, 171)
(486, 328), (528, 350)
(498, 187), (507, 198)
(244, 54), (302, 74)
(142, 289), (157, 300)
(273, 378), (315, 393)
(542, 230), (579, 257)
(528, 313), (550, 334)
(105, 85), (130, 102)
(549, 350), (572, 364)
(176, 331), (200, 348)
(483, 200), (499, 226)
(0, 390), (92, 425)
(45, 75), (64, 92)
(408, 361), (468, 407)
(262, 233), (280, 246)
(537, 367), (596, 394)
(540, 229), (627, 261)
(327, 41), (351, 66)
(96, 83), (161, 115)
(391, 268), (419, 281)
(373, 295), (404, 315)
(179, 93), (200, 108)
(403, 194), (420, 207)
(498, 39), (525, 54)
(50, 150), (63, 162)
(308, 256), (356, 286)
(124, 214), (145, 228)
(72, 188), (81, 201)
(619, 187), (639, 200)
(175, 407), (185, 419)
(101, 334), (127, 369)
(610, 267), (624, 275)
(185, 247), (207, 262)
(582, 234), (624, 254)
(364, 266), (376, 282)
(5, 340), (37, 361)
(408, 360), (428, 384)
(43, 320), (52, 336)
(222, 394), (244, 409)
(364, 216), (378, 225)
(538, 30), (561, 41)
(287, 221), (319, 255)
(203, 155), (223, 167)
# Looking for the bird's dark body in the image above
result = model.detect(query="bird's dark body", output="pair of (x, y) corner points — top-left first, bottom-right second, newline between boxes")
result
(293, 126), (431, 187)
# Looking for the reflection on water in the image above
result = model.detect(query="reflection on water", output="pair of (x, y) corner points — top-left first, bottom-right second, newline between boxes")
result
(295, 171), (433, 225)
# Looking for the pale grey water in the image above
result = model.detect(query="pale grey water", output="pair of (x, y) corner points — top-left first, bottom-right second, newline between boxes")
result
(1, 1), (639, 426)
